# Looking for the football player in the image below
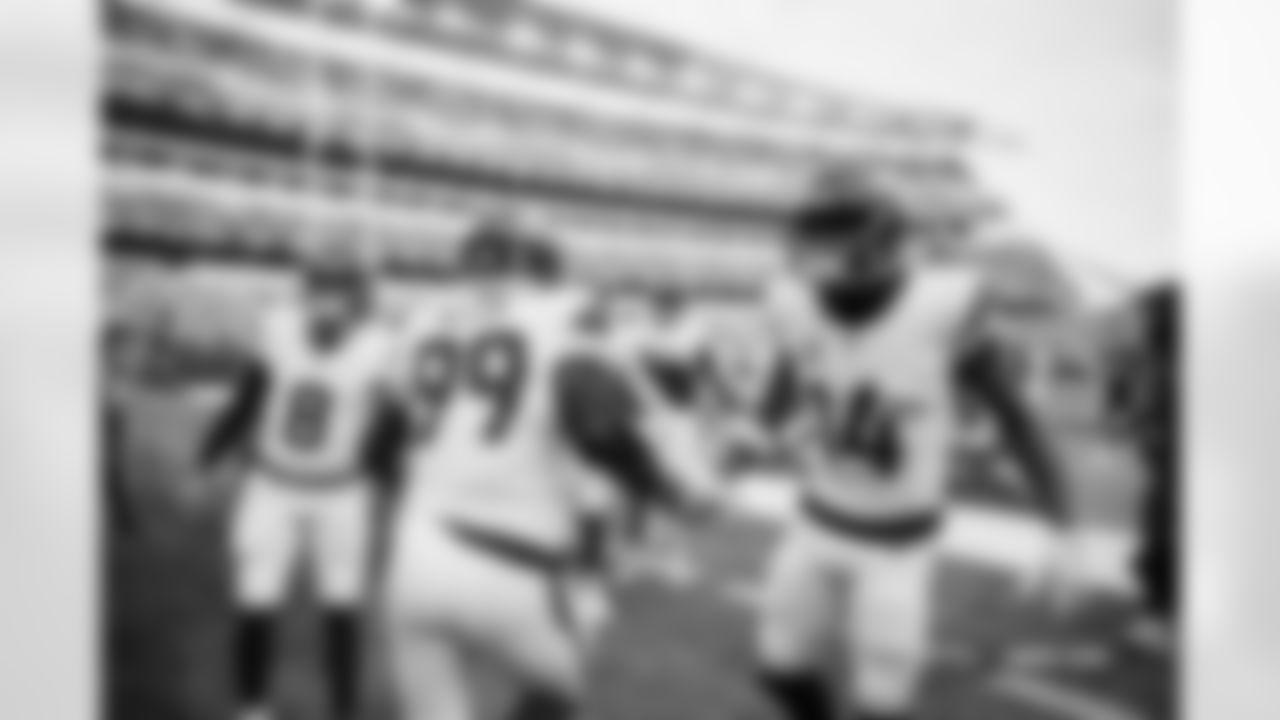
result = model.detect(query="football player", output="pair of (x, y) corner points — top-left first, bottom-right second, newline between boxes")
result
(379, 220), (717, 720)
(600, 287), (734, 584)
(199, 248), (397, 720)
(751, 188), (1074, 720)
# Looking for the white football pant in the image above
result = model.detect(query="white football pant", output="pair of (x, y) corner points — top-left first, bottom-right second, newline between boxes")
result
(757, 516), (939, 713)
(231, 472), (374, 609)
(382, 515), (609, 720)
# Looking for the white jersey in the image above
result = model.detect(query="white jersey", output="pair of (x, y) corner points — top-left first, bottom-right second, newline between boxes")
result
(253, 305), (391, 484)
(608, 307), (740, 406)
(390, 285), (605, 548)
(764, 267), (984, 517)
(696, 307), (777, 416)
(609, 305), (732, 473)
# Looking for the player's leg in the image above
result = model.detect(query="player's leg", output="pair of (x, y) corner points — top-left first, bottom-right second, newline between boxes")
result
(383, 517), (595, 720)
(491, 569), (604, 720)
(844, 543), (938, 720)
(446, 518), (614, 720)
(755, 524), (841, 720)
(384, 613), (475, 720)
(312, 482), (376, 720)
(386, 619), (476, 720)
(381, 518), (480, 720)
(229, 477), (303, 720)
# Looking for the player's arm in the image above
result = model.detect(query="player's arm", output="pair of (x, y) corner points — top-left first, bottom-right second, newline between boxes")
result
(956, 335), (1067, 525)
(758, 351), (805, 432)
(198, 355), (269, 471)
(555, 353), (710, 517)
(360, 387), (413, 497)
(359, 323), (419, 496)
(642, 350), (704, 409)
(751, 288), (815, 456)
(753, 280), (803, 430)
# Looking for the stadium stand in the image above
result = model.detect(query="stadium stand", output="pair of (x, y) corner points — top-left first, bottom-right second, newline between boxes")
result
(99, 0), (1080, 403)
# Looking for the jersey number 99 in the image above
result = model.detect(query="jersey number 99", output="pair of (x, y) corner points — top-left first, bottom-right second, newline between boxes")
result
(411, 330), (528, 442)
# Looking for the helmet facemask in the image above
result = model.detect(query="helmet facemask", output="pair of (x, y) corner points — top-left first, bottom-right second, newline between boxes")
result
(304, 268), (369, 348)
(790, 194), (912, 323)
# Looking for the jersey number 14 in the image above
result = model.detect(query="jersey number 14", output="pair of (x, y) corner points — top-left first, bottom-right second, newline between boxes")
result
(813, 385), (904, 475)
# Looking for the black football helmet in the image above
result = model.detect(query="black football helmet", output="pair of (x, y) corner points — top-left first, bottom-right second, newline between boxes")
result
(456, 217), (529, 279)
(300, 245), (373, 344)
(788, 185), (910, 291)
(788, 185), (913, 324)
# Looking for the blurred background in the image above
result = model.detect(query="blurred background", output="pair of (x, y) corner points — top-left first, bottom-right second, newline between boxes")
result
(100, 0), (1165, 509)
(99, 1), (1177, 718)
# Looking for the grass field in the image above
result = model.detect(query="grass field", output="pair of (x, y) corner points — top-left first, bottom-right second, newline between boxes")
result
(106, 386), (1173, 720)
